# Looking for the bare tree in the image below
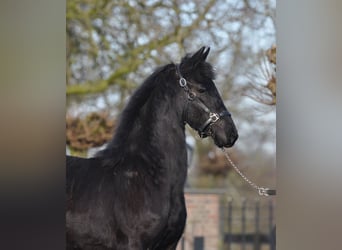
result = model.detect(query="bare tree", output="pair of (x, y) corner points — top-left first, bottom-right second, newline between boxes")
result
(66, 0), (276, 162)
(243, 45), (276, 106)
(66, 0), (276, 99)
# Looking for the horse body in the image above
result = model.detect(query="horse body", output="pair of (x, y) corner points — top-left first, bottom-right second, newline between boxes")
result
(66, 47), (238, 249)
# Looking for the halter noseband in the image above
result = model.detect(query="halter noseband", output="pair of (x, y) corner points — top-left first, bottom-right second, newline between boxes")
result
(176, 64), (231, 138)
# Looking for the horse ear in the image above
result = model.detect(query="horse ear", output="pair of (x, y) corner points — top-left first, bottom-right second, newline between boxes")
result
(190, 46), (210, 67)
(201, 47), (210, 61)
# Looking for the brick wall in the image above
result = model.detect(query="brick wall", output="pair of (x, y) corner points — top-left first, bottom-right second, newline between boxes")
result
(177, 189), (224, 250)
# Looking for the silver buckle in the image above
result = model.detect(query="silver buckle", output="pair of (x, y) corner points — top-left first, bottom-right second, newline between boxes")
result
(209, 113), (220, 123)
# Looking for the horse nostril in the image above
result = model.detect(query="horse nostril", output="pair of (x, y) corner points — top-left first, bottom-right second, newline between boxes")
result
(230, 132), (238, 145)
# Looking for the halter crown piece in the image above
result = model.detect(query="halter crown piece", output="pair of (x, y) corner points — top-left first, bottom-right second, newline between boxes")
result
(176, 64), (231, 138)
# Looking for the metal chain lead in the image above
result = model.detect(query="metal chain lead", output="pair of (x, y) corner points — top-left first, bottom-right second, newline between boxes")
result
(221, 148), (272, 196)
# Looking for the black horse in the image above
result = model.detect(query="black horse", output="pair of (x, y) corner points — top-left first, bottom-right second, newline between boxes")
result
(66, 47), (238, 250)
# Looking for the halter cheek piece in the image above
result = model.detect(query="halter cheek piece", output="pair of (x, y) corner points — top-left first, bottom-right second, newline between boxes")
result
(176, 65), (231, 138)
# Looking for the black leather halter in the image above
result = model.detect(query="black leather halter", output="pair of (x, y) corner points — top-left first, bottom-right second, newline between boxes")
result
(176, 65), (231, 138)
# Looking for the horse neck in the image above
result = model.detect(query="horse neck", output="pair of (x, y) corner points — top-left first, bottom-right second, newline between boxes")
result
(131, 84), (187, 158)
(102, 77), (189, 188)
(125, 84), (188, 189)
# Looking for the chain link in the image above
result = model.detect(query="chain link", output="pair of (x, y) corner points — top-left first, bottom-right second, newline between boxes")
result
(221, 148), (272, 196)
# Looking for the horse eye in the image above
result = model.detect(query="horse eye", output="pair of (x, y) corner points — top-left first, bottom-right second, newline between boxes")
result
(198, 87), (206, 93)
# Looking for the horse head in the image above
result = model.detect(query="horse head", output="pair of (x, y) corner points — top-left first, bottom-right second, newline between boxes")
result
(177, 46), (238, 148)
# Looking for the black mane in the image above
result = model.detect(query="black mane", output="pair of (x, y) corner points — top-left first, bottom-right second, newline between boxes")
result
(97, 63), (177, 158)
(179, 54), (216, 81)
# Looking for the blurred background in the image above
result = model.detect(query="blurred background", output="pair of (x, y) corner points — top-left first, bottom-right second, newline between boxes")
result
(66, 0), (276, 249)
